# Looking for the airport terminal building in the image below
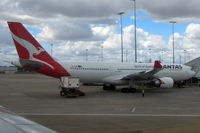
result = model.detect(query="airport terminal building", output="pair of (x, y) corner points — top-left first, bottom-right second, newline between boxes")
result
(0, 66), (17, 74)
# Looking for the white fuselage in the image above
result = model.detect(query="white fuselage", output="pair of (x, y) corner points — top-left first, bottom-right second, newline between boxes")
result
(60, 61), (195, 85)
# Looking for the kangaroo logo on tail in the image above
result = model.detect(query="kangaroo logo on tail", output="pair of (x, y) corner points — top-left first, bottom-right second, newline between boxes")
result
(11, 32), (54, 69)
(8, 22), (71, 78)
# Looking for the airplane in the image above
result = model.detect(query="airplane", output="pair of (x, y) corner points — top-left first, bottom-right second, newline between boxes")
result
(7, 22), (196, 96)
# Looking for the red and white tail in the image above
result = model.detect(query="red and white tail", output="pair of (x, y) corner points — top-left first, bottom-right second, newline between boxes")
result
(154, 60), (162, 69)
(8, 22), (70, 78)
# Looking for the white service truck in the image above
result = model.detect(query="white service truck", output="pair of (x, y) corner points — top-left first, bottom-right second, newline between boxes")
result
(61, 76), (80, 89)
(60, 77), (84, 97)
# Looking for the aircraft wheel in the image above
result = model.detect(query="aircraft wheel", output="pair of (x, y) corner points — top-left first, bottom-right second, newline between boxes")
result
(121, 88), (136, 93)
(110, 85), (116, 90)
(121, 88), (128, 93)
(128, 88), (136, 93)
(103, 84), (116, 91)
(75, 90), (85, 96)
(60, 90), (65, 96)
(103, 85), (109, 90)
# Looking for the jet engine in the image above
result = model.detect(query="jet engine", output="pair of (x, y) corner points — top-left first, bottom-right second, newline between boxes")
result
(152, 77), (174, 89)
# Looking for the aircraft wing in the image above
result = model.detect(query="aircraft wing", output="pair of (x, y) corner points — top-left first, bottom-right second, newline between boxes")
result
(122, 60), (162, 80)
(185, 57), (200, 73)
(0, 106), (57, 133)
(185, 57), (200, 78)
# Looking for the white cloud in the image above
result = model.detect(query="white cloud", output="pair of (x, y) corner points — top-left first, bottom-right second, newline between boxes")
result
(185, 23), (200, 40)
(139, 0), (200, 23)
(165, 23), (200, 63)
(37, 26), (54, 42)
(1, 0), (200, 65)
(49, 24), (171, 63)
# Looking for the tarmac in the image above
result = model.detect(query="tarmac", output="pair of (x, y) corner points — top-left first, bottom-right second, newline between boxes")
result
(1, 74), (200, 133)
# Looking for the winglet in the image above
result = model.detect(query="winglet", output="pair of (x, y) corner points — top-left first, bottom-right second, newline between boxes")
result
(154, 60), (162, 69)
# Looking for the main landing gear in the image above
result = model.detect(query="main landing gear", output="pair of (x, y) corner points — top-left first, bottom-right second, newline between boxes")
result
(102, 84), (137, 93)
(60, 87), (85, 98)
(103, 84), (116, 91)
(121, 88), (137, 93)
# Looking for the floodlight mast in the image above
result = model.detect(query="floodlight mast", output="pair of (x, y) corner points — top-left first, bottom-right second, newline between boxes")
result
(50, 44), (53, 56)
(170, 21), (176, 64)
(118, 12), (125, 63)
(130, 0), (137, 63)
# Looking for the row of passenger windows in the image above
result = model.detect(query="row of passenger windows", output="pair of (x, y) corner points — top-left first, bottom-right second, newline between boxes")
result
(118, 69), (136, 70)
(135, 66), (153, 68)
(117, 68), (149, 71)
(71, 67), (109, 71)
(71, 67), (150, 71)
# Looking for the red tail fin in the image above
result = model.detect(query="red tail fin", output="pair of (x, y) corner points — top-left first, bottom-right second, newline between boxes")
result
(8, 22), (70, 78)
(154, 60), (162, 69)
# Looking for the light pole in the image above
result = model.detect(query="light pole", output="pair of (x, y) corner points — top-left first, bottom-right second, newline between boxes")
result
(86, 49), (88, 62)
(130, 0), (137, 63)
(50, 44), (53, 56)
(161, 51), (163, 63)
(149, 48), (152, 63)
(101, 44), (103, 62)
(118, 12), (125, 63)
(184, 50), (186, 63)
(170, 21), (176, 64)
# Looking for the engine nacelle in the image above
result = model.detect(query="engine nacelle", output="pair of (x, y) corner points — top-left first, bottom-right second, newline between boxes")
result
(152, 77), (174, 89)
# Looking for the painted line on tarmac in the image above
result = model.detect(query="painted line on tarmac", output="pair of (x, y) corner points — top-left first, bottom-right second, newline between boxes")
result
(18, 113), (200, 117)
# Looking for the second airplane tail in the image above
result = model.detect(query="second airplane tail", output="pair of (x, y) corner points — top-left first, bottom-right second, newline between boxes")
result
(8, 22), (71, 78)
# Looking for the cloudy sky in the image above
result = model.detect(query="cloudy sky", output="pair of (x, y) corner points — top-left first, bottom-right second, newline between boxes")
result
(1, 0), (200, 65)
